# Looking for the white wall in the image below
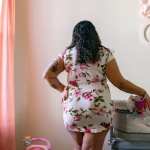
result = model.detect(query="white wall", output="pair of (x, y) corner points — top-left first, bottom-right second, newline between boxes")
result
(15, 0), (150, 149)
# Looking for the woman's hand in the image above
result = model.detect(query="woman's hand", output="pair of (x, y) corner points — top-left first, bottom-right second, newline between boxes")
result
(144, 92), (150, 110)
(61, 86), (69, 101)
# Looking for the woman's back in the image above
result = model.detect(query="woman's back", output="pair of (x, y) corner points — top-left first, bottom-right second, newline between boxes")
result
(61, 46), (115, 133)
(62, 46), (114, 87)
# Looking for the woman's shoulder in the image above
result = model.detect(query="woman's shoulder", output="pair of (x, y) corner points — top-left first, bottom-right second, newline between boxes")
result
(58, 49), (66, 60)
(98, 45), (115, 63)
(58, 48), (70, 59)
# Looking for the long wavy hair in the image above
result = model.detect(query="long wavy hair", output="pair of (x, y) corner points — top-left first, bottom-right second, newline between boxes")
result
(67, 20), (103, 64)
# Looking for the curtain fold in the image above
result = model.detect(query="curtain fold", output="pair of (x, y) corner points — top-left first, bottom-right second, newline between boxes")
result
(0, 0), (16, 149)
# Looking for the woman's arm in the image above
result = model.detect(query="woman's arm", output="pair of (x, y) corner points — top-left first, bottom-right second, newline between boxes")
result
(43, 57), (65, 92)
(106, 59), (148, 97)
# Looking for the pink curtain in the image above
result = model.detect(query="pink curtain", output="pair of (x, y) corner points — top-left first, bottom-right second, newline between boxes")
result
(0, 0), (16, 150)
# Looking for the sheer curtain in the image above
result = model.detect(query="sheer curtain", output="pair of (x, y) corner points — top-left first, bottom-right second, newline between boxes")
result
(0, 0), (16, 150)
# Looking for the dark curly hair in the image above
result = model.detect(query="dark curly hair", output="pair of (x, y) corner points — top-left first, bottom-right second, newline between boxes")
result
(67, 20), (103, 64)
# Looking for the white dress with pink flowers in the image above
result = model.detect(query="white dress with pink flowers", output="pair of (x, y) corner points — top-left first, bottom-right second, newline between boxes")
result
(59, 46), (115, 133)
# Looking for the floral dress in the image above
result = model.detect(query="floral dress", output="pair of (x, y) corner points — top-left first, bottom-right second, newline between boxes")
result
(58, 46), (115, 133)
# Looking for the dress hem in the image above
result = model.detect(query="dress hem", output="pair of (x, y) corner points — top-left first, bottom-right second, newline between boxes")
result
(65, 126), (109, 133)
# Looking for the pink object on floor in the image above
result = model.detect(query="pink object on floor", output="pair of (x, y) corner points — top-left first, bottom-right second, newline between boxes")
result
(25, 137), (52, 150)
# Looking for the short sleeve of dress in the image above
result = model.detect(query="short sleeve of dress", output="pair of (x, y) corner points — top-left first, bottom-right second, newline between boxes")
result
(58, 49), (67, 60)
(106, 49), (115, 64)
(42, 49), (66, 79)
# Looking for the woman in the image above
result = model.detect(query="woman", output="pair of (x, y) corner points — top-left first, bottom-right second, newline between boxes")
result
(43, 20), (150, 150)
